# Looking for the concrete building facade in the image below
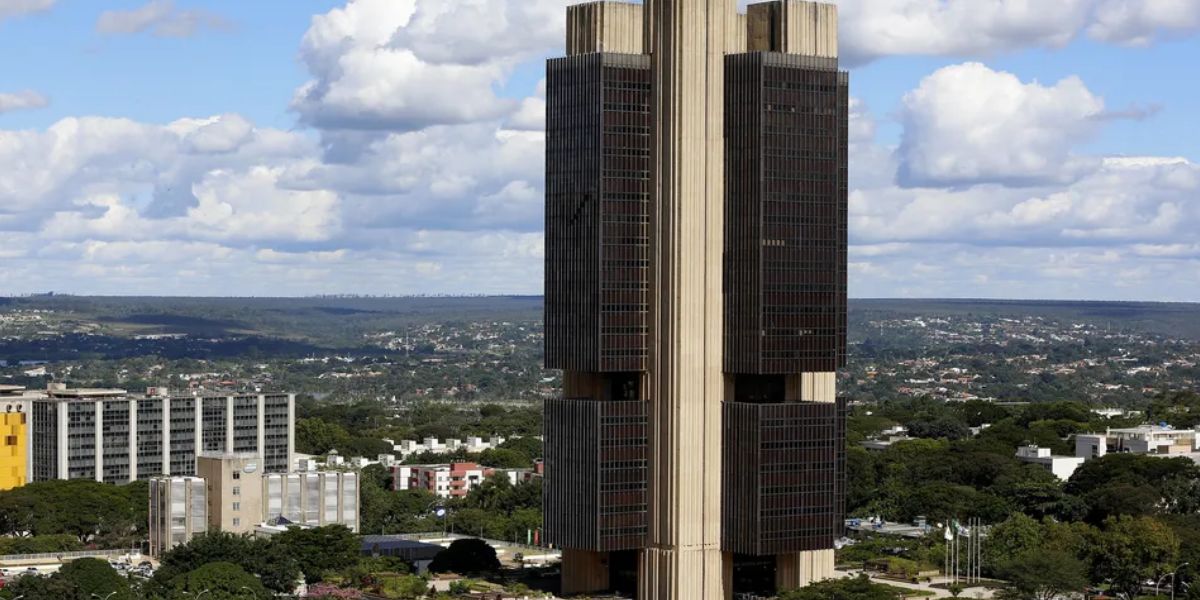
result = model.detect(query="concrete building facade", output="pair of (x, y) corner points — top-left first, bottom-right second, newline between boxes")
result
(148, 476), (208, 556)
(1076, 426), (1200, 461)
(197, 453), (264, 535)
(27, 385), (295, 484)
(1015, 445), (1086, 481)
(543, 1), (848, 597)
(262, 470), (359, 532)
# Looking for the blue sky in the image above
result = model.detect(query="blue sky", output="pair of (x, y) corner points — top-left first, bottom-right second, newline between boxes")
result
(0, 0), (1197, 301)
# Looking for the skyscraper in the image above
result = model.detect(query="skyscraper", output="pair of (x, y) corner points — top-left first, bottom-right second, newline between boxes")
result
(544, 1), (847, 597)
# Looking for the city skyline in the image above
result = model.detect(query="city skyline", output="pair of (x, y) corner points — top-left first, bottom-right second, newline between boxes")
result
(0, 0), (1198, 301)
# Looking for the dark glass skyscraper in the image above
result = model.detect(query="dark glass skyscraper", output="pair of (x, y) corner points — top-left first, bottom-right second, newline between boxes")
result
(544, 1), (848, 597)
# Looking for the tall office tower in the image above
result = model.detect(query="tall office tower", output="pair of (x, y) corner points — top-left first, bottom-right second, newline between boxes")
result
(544, 1), (847, 597)
(29, 385), (295, 483)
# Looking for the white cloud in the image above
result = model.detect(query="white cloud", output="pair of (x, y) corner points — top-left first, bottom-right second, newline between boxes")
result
(897, 63), (1106, 188)
(1089, 0), (1200, 45)
(0, 0), (53, 22)
(96, 0), (230, 38)
(828, 0), (1200, 65)
(292, 0), (544, 133)
(835, 0), (1092, 65)
(0, 90), (48, 113)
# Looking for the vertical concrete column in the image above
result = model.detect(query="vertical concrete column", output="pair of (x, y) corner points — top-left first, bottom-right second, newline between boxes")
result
(193, 397), (203, 459)
(94, 402), (104, 482)
(163, 397), (172, 475)
(225, 396), (235, 452)
(56, 403), (68, 480)
(256, 394), (266, 462)
(287, 394), (296, 471)
(129, 399), (138, 481)
(640, 0), (732, 598)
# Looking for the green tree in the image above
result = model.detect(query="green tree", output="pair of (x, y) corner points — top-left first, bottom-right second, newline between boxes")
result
(778, 574), (901, 600)
(428, 538), (501, 575)
(0, 571), (85, 600)
(170, 562), (269, 600)
(1089, 515), (1180, 599)
(296, 417), (351, 455)
(272, 525), (361, 583)
(57, 557), (132, 600)
(154, 531), (300, 594)
(994, 550), (1088, 600)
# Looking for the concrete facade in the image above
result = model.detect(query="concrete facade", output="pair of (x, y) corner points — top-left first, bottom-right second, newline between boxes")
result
(148, 476), (207, 556)
(196, 452), (264, 535)
(26, 385), (294, 484)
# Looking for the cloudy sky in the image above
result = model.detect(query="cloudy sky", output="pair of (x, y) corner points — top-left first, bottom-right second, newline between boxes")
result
(0, 0), (1197, 300)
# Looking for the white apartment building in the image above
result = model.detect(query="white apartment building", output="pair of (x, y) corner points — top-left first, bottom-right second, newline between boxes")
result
(1076, 426), (1200, 460)
(389, 435), (509, 457)
(1015, 445), (1086, 481)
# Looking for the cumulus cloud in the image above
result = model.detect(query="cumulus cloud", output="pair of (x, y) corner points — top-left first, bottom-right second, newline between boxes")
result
(0, 90), (48, 113)
(1089, 0), (1200, 46)
(96, 0), (230, 38)
(794, 0), (1200, 66)
(896, 63), (1106, 188)
(0, 0), (54, 22)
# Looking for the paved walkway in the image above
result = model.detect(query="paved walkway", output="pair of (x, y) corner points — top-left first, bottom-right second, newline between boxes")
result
(835, 570), (996, 599)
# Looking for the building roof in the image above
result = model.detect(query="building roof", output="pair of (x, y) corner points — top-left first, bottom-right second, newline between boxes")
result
(360, 536), (444, 560)
(0, 385), (26, 394)
(25, 386), (291, 402)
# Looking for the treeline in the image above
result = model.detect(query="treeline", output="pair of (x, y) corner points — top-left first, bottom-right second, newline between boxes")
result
(296, 400), (543, 458)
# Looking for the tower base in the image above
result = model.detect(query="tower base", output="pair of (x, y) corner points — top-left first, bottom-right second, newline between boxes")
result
(776, 549), (836, 590)
(638, 547), (727, 599)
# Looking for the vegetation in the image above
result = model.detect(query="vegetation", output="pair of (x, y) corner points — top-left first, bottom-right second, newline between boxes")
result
(778, 575), (902, 599)
(428, 538), (501, 575)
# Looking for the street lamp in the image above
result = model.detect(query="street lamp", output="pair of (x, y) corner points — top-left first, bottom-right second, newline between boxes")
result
(1158, 563), (1190, 600)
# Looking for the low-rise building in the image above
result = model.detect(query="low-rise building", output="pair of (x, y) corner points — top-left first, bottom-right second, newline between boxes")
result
(498, 460), (545, 486)
(150, 453), (359, 555)
(1015, 445), (1085, 481)
(1076, 426), (1200, 460)
(148, 476), (207, 556)
(263, 470), (359, 532)
(860, 435), (915, 452)
(393, 462), (493, 498)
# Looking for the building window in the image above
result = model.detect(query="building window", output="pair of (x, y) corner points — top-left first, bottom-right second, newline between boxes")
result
(233, 472), (240, 480)
(4, 436), (14, 446)
(233, 502), (240, 511)
(233, 518), (240, 527)
(233, 486), (240, 496)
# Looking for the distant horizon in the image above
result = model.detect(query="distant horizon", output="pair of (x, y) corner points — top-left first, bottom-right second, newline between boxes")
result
(3, 293), (1198, 306)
